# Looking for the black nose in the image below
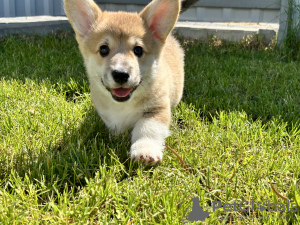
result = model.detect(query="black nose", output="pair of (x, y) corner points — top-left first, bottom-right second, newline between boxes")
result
(112, 70), (129, 84)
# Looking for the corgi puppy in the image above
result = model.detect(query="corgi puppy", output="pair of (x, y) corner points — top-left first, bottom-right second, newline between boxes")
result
(64, 0), (188, 165)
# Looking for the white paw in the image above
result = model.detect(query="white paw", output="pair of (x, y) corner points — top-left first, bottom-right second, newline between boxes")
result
(129, 139), (164, 165)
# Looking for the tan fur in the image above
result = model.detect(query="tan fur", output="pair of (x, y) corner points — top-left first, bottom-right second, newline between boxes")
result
(64, 0), (184, 164)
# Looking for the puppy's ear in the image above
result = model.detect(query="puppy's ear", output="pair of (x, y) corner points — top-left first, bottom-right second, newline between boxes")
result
(140, 0), (180, 42)
(64, 0), (101, 38)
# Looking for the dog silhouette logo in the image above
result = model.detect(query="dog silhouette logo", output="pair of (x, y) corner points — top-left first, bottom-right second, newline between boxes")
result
(180, 197), (209, 222)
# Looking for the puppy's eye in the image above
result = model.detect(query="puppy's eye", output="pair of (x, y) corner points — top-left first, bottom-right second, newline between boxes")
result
(133, 46), (143, 57)
(99, 45), (110, 57)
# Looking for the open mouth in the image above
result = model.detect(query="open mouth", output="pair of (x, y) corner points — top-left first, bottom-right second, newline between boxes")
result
(101, 79), (140, 102)
(111, 88), (133, 102)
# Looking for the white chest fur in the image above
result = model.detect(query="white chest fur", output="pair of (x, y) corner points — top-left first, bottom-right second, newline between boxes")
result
(91, 88), (142, 134)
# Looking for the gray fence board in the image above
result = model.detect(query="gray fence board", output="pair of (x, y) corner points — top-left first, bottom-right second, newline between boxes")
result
(96, 0), (281, 9)
(35, 1), (44, 16)
(0, 0), (282, 18)
(15, 0), (26, 17)
(194, 0), (281, 9)
(0, 0), (3, 17)
(28, 0), (36, 16)
(53, 0), (63, 16)
(2, 0), (16, 17)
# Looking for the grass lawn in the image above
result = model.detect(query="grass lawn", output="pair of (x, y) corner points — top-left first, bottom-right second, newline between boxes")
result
(0, 31), (300, 224)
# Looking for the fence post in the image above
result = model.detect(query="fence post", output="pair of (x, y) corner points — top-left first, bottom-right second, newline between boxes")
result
(278, 0), (288, 47)
(278, 0), (300, 47)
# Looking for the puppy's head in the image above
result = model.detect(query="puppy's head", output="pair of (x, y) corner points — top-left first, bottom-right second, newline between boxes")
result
(64, 0), (180, 102)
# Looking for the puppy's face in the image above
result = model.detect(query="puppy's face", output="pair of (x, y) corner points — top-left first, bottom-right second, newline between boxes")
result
(81, 12), (158, 102)
(64, 0), (180, 102)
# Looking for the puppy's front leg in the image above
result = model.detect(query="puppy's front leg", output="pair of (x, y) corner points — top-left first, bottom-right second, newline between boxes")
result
(130, 112), (170, 164)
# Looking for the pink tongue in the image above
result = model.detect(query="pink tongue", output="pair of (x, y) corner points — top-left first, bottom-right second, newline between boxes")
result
(112, 88), (132, 97)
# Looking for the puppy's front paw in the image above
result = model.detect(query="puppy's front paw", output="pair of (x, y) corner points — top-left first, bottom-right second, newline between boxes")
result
(129, 140), (164, 165)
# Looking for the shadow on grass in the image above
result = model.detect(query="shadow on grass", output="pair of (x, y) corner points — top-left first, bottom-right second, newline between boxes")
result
(1, 105), (144, 196)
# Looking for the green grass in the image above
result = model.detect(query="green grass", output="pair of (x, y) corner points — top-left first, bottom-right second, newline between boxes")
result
(0, 31), (300, 224)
